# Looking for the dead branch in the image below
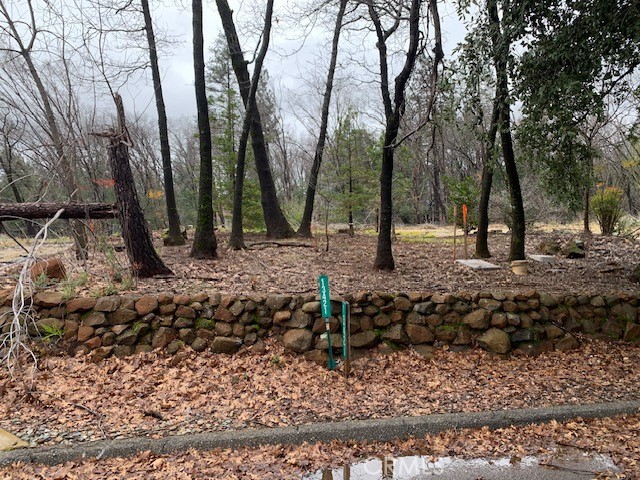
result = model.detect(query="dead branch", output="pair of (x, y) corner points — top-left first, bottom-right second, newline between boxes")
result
(246, 241), (315, 249)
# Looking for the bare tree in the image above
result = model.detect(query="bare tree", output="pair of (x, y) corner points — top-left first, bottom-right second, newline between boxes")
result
(141, 0), (185, 246)
(0, 112), (37, 236)
(297, 0), (349, 237)
(215, 0), (295, 239)
(369, 0), (423, 270)
(0, 0), (88, 257)
(229, 0), (276, 249)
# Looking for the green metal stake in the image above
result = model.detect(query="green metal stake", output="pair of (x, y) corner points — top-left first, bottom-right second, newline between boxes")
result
(341, 301), (351, 378)
(318, 274), (336, 370)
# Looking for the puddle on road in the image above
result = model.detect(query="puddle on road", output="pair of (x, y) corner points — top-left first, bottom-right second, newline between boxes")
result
(304, 446), (620, 479)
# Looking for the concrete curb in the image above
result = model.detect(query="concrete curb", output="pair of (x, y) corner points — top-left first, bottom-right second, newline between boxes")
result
(1, 400), (639, 466)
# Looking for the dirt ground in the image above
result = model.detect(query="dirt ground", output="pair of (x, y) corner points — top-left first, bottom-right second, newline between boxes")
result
(1, 224), (637, 297)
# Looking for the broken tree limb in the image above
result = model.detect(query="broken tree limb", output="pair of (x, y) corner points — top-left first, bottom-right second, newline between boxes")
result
(100, 93), (173, 278)
(0, 203), (117, 221)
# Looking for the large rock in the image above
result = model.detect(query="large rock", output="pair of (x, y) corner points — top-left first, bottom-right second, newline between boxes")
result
(539, 240), (561, 255)
(30, 258), (66, 280)
(34, 291), (63, 308)
(285, 310), (313, 328)
(213, 306), (236, 322)
(36, 317), (64, 334)
(434, 325), (458, 342)
(555, 334), (580, 351)
(175, 305), (196, 319)
(266, 295), (292, 311)
(211, 337), (242, 354)
(623, 323), (640, 342)
(302, 301), (321, 314)
(611, 303), (637, 323)
(562, 240), (585, 259)
(453, 326), (472, 345)
(544, 324), (565, 339)
(283, 329), (313, 353)
(82, 311), (107, 327)
(66, 297), (97, 313)
(273, 311), (292, 324)
(463, 309), (490, 329)
(405, 324), (434, 344)
(109, 308), (137, 325)
(539, 293), (557, 308)
(478, 299), (502, 312)
(116, 329), (138, 346)
(477, 328), (511, 354)
(214, 322), (233, 337)
(601, 319), (624, 339)
(393, 296), (413, 311)
(350, 331), (377, 348)
(76, 325), (94, 342)
(315, 333), (342, 350)
(94, 296), (120, 312)
(382, 324), (409, 344)
(152, 327), (176, 349)
(414, 301), (435, 314)
(191, 337), (208, 352)
(135, 295), (158, 316)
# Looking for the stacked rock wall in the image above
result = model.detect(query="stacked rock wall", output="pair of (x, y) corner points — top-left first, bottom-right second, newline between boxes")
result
(0, 289), (639, 361)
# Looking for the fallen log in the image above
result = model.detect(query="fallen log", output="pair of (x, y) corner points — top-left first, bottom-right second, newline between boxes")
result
(0, 202), (118, 221)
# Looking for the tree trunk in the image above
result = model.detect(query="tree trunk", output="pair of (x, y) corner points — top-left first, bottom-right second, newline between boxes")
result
(371, 0), (422, 271)
(141, 0), (185, 246)
(488, 0), (525, 261)
(501, 112), (526, 261)
(374, 137), (397, 270)
(215, 0), (294, 239)
(190, 0), (218, 259)
(475, 94), (500, 259)
(583, 154), (593, 233)
(229, 0), (275, 250)
(0, 202), (117, 221)
(106, 94), (172, 278)
(298, 0), (348, 237)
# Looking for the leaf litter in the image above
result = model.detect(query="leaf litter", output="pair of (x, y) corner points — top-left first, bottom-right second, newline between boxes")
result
(0, 337), (639, 477)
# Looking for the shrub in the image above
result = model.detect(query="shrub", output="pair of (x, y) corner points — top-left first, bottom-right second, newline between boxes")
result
(591, 186), (624, 235)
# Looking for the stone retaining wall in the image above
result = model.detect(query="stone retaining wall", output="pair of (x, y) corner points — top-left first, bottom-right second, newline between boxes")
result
(1, 289), (639, 362)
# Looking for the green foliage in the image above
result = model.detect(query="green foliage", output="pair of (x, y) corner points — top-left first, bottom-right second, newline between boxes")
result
(61, 272), (89, 300)
(444, 176), (480, 229)
(321, 109), (380, 226)
(270, 354), (282, 367)
(39, 323), (64, 342)
(592, 186), (624, 235)
(242, 178), (266, 231)
(515, 0), (639, 210)
(31, 272), (50, 290)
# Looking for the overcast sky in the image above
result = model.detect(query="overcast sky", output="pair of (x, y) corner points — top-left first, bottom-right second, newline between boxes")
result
(124, 0), (468, 127)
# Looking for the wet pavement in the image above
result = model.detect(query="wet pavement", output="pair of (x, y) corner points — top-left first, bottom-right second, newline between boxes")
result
(305, 446), (620, 479)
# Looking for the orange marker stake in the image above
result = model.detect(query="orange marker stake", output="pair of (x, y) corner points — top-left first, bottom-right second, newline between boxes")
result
(462, 204), (468, 259)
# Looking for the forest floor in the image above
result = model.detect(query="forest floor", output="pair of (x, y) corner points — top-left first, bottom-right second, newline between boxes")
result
(1, 223), (640, 478)
(1, 222), (639, 297)
(1, 338), (640, 478)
